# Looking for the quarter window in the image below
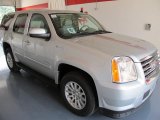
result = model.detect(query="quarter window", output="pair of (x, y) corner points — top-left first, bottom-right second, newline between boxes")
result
(13, 14), (28, 34)
(1, 14), (14, 29)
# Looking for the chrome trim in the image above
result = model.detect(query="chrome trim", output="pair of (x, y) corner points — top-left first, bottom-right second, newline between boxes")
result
(140, 51), (157, 62)
(141, 51), (159, 80)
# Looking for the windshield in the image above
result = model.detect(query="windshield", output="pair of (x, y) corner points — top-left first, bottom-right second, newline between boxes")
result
(50, 13), (110, 39)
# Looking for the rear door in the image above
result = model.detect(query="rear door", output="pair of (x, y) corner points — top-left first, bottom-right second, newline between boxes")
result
(12, 13), (28, 62)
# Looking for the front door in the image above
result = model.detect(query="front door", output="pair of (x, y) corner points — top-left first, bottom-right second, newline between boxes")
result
(24, 13), (53, 77)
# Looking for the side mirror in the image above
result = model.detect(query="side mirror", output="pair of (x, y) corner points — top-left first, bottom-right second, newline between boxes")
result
(29, 28), (51, 39)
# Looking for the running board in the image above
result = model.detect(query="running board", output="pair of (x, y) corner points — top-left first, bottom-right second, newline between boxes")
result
(17, 63), (58, 87)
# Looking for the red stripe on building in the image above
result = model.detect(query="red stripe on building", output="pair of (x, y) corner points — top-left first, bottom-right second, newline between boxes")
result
(65, 0), (114, 5)
(16, 3), (48, 11)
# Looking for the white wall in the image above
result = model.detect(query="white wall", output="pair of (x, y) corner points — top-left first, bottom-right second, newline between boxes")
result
(48, 0), (65, 10)
(16, 0), (21, 8)
(0, 0), (15, 6)
(67, 0), (160, 50)
(19, 0), (66, 9)
(20, 0), (48, 7)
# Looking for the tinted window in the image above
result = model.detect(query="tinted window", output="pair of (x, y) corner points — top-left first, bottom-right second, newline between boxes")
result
(29, 14), (50, 33)
(13, 14), (28, 34)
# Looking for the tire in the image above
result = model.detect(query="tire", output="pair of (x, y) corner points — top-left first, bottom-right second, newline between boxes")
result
(61, 72), (96, 116)
(5, 48), (20, 72)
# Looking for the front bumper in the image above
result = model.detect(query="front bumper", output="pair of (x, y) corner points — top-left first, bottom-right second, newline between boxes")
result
(100, 106), (138, 118)
(99, 72), (159, 118)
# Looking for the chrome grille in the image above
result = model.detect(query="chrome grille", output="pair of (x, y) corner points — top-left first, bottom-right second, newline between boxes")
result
(141, 52), (159, 79)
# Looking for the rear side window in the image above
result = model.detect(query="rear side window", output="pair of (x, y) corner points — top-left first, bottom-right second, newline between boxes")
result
(1, 14), (15, 29)
(13, 14), (28, 34)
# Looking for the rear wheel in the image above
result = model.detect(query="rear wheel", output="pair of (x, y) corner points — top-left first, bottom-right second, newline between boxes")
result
(61, 72), (96, 116)
(5, 48), (20, 72)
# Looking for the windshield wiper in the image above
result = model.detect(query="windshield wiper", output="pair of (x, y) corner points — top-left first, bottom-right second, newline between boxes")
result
(62, 30), (111, 39)
(78, 30), (111, 36)
(91, 30), (111, 34)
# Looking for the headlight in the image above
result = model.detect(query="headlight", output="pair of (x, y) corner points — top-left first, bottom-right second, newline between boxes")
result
(112, 57), (137, 83)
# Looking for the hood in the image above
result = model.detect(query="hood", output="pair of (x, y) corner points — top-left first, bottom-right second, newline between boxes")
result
(69, 33), (157, 62)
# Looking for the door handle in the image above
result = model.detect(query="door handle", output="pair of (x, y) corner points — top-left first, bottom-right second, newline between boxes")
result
(24, 40), (31, 45)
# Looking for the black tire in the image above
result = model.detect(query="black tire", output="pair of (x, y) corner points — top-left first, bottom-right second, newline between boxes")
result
(5, 48), (20, 72)
(61, 72), (96, 116)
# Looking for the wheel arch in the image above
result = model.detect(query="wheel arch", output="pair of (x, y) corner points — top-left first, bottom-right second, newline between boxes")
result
(3, 42), (12, 54)
(58, 63), (99, 107)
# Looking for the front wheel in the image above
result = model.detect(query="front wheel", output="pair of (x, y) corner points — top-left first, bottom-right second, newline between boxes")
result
(61, 72), (96, 116)
(5, 48), (20, 72)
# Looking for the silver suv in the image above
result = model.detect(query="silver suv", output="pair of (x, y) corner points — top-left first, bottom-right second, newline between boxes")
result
(1, 10), (159, 118)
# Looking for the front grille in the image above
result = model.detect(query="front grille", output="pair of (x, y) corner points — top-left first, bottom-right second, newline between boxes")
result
(141, 52), (159, 79)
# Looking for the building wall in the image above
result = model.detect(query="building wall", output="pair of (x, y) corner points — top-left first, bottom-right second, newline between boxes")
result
(48, 0), (65, 10)
(17, 0), (66, 10)
(20, 0), (48, 7)
(16, 0), (48, 10)
(0, 0), (15, 6)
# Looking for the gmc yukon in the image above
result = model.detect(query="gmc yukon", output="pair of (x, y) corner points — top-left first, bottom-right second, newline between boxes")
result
(1, 10), (159, 118)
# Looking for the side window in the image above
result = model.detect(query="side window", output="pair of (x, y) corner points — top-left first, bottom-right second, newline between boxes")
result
(13, 14), (28, 34)
(29, 14), (50, 33)
(1, 14), (15, 29)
